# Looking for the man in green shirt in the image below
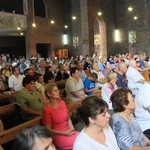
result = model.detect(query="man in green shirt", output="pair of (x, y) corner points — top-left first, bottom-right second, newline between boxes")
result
(16, 75), (43, 120)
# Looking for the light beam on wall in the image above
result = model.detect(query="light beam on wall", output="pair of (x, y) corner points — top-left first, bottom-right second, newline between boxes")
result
(32, 0), (36, 27)
(63, 34), (68, 45)
(115, 29), (120, 42)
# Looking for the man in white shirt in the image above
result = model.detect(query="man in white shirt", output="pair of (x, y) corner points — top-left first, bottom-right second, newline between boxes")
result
(126, 59), (150, 137)
(9, 66), (24, 91)
(126, 59), (145, 95)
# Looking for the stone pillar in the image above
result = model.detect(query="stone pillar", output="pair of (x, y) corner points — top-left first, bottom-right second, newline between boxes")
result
(80, 0), (90, 56)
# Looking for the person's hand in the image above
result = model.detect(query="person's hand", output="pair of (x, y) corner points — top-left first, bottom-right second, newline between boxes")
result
(65, 130), (75, 136)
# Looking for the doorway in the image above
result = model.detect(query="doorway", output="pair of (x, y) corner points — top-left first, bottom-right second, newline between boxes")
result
(36, 43), (51, 59)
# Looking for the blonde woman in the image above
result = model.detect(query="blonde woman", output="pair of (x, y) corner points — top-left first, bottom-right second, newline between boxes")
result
(101, 72), (118, 112)
(42, 83), (79, 149)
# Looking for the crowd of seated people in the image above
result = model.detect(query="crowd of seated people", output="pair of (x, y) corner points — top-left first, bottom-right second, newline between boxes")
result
(0, 52), (150, 149)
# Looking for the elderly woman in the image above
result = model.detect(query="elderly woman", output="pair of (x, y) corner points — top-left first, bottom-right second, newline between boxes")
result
(101, 72), (118, 111)
(65, 67), (87, 103)
(73, 96), (120, 150)
(42, 83), (79, 150)
(110, 88), (150, 150)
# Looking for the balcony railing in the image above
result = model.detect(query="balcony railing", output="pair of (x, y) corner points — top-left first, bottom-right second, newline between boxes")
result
(0, 11), (27, 30)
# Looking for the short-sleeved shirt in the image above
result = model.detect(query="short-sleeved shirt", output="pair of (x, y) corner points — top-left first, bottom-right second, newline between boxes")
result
(126, 67), (144, 94)
(110, 113), (147, 150)
(16, 88), (43, 120)
(84, 77), (95, 95)
(9, 74), (24, 91)
(134, 82), (150, 131)
(65, 77), (86, 101)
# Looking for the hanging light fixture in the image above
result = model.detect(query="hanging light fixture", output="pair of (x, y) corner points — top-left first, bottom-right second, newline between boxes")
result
(64, 25), (68, 29)
(50, 20), (55, 24)
(97, 11), (102, 16)
(128, 6), (133, 12)
(17, 22), (21, 30)
(32, 0), (36, 27)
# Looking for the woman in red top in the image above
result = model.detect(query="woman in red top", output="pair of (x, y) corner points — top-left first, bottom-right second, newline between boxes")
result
(42, 83), (79, 150)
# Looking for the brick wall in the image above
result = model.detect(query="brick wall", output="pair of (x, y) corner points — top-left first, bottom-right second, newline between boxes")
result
(115, 0), (150, 55)
(26, 0), (65, 57)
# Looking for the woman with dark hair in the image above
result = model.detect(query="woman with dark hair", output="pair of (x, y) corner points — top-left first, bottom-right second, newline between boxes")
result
(42, 83), (79, 150)
(16, 75), (43, 120)
(13, 125), (56, 150)
(110, 88), (150, 150)
(73, 96), (119, 150)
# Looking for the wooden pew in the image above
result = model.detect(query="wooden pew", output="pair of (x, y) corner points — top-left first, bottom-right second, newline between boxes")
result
(55, 79), (67, 98)
(0, 91), (17, 107)
(0, 91), (17, 100)
(85, 69), (91, 77)
(142, 68), (150, 81)
(0, 103), (42, 145)
(55, 79), (66, 89)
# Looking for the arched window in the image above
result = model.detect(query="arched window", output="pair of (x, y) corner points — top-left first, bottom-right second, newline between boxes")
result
(34, 0), (46, 17)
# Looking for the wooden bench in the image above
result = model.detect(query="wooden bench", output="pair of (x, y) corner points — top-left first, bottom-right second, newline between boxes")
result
(0, 91), (17, 100)
(0, 91), (17, 107)
(0, 103), (42, 145)
(55, 79), (67, 98)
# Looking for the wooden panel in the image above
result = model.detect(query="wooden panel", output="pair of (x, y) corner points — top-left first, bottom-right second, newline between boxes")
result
(0, 103), (42, 145)
(0, 103), (16, 114)
(55, 49), (68, 59)
(0, 116), (41, 145)
(0, 92), (17, 100)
